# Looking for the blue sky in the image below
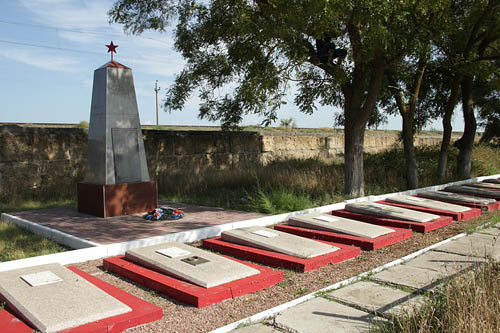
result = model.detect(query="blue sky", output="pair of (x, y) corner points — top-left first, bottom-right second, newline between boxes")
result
(0, 0), (464, 130)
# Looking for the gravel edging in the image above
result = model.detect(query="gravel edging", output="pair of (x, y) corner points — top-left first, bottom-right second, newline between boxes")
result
(69, 210), (500, 333)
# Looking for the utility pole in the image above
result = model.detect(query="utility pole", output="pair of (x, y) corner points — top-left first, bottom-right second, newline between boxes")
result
(154, 80), (160, 126)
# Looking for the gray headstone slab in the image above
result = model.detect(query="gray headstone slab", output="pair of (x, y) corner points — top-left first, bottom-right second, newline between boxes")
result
(125, 242), (259, 288)
(0, 263), (131, 333)
(221, 227), (339, 259)
(327, 281), (426, 316)
(289, 213), (394, 239)
(466, 182), (500, 190)
(345, 202), (440, 223)
(274, 297), (385, 333)
(417, 190), (496, 205)
(371, 265), (449, 291)
(484, 178), (500, 184)
(445, 185), (500, 199)
(386, 195), (470, 213)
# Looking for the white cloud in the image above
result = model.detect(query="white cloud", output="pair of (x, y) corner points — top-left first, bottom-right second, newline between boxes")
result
(0, 47), (80, 72)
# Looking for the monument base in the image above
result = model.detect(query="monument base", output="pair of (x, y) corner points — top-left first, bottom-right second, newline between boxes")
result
(77, 181), (157, 218)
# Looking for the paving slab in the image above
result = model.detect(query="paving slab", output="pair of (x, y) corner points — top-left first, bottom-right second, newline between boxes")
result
(385, 195), (470, 213)
(0, 263), (131, 333)
(345, 202), (440, 223)
(417, 190), (497, 207)
(231, 323), (279, 333)
(475, 227), (500, 237)
(404, 250), (485, 275)
(371, 264), (450, 291)
(433, 234), (500, 260)
(327, 281), (426, 316)
(221, 227), (339, 259)
(287, 213), (394, 239)
(445, 185), (500, 200)
(125, 242), (259, 288)
(274, 297), (384, 333)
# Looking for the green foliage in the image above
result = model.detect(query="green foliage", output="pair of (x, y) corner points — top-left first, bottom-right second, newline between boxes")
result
(279, 117), (296, 129)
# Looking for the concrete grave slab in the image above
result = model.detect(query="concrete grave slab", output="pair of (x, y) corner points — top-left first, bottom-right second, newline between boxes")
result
(104, 255), (283, 308)
(274, 222), (412, 251)
(417, 191), (498, 211)
(287, 213), (394, 239)
(466, 182), (500, 190)
(203, 237), (360, 272)
(0, 264), (132, 332)
(445, 185), (500, 200)
(345, 202), (440, 223)
(404, 250), (485, 275)
(483, 178), (500, 184)
(221, 227), (339, 259)
(433, 234), (500, 261)
(274, 297), (384, 333)
(231, 323), (280, 333)
(125, 242), (259, 288)
(333, 208), (453, 233)
(371, 265), (450, 291)
(327, 281), (426, 316)
(381, 196), (480, 221)
(1, 266), (162, 333)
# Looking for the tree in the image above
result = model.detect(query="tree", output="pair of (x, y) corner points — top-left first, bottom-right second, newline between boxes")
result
(432, 0), (500, 180)
(110, 0), (441, 196)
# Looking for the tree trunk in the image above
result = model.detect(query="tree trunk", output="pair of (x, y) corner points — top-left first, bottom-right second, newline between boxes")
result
(344, 121), (366, 197)
(455, 76), (477, 179)
(402, 111), (418, 189)
(437, 77), (461, 181)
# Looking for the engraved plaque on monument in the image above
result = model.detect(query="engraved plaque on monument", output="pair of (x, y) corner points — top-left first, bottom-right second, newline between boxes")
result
(77, 42), (157, 217)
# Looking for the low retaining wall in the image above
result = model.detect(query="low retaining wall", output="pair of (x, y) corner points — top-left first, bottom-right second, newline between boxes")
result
(0, 125), (459, 202)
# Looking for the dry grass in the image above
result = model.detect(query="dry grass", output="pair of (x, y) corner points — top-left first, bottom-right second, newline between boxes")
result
(374, 260), (500, 333)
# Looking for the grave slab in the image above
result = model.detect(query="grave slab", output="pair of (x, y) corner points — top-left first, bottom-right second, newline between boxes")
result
(0, 263), (131, 333)
(274, 297), (384, 333)
(433, 234), (500, 261)
(380, 196), (480, 221)
(103, 255), (283, 308)
(466, 182), (500, 190)
(274, 223), (412, 251)
(345, 202), (440, 222)
(287, 213), (394, 238)
(203, 237), (360, 272)
(125, 242), (259, 288)
(327, 281), (426, 316)
(417, 191), (498, 211)
(483, 178), (500, 184)
(445, 185), (500, 200)
(403, 250), (485, 275)
(371, 265), (450, 291)
(332, 209), (453, 233)
(231, 323), (280, 333)
(221, 227), (339, 259)
(0, 266), (162, 333)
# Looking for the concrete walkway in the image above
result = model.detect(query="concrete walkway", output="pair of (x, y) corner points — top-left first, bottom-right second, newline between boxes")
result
(230, 223), (500, 333)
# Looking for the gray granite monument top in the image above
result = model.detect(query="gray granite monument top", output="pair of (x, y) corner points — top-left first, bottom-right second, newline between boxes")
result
(483, 178), (500, 184)
(221, 227), (339, 259)
(386, 195), (470, 213)
(125, 242), (259, 288)
(345, 202), (440, 223)
(0, 263), (131, 333)
(417, 190), (496, 205)
(288, 213), (394, 239)
(466, 182), (500, 190)
(84, 60), (150, 185)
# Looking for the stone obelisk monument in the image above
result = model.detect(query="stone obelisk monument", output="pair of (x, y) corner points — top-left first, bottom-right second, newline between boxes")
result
(77, 41), (157, 218)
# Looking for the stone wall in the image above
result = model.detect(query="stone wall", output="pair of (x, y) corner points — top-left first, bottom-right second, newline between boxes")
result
(0, 125), (460, 202)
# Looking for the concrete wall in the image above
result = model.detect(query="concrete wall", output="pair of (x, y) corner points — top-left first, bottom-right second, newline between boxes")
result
(0, 125), (459, 202)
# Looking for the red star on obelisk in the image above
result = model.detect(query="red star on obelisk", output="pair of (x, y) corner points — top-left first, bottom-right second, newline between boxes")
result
(106, 41), (118, 62)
